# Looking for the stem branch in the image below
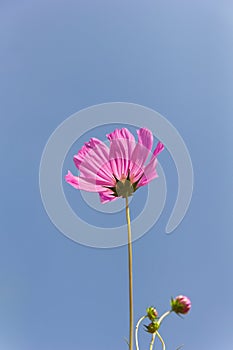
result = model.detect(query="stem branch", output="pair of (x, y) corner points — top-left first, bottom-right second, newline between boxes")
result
(158, 310), (172, 325)
(157, 331), (166, 350)
(149, 332), (157, 350)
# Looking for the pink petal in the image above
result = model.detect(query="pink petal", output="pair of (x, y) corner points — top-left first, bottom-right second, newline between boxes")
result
(130, 128), (153, 182)
(137, 128), (153, 151)
(137, 158), (158, 188)
(65, 170), (79, 189)
(73, 138), (107, 169)
(73, 138), (115, 188)
(136, 142), (164, 188)
(153, 141), (164, 157)
(65, 171), (104, 192)
(107, 128), (135, 143)
(99, 190), (118, 203)
(107, 128), (135, 180)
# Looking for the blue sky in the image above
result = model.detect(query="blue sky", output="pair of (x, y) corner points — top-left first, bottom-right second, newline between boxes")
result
(1, 1), (233, 349)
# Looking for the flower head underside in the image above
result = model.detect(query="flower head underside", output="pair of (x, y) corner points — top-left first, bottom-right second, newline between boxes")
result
(65, 127), (164, 203)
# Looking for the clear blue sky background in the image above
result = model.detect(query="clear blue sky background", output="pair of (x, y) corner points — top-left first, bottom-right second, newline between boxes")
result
(1, 1), (233, 349)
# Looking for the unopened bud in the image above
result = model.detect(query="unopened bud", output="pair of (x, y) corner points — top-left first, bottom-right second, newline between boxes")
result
(144, 322), (160, 334)
(146, 306), (158, 321)
(171, 295), (191, 315)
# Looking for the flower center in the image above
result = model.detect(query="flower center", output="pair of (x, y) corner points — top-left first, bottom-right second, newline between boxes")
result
(115, 179), (134, 198)
(104, 171), (143, 198)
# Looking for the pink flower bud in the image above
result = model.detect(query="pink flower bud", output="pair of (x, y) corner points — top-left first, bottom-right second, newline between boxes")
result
(171, 295), (191, 315)
(146, 306), (158, 321)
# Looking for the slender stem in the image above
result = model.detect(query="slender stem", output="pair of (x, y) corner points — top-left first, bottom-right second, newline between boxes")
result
(149, 332), (157, 350)
(157, 331), (166, 350)
(126, 196), (134, 350)
(135, 315), (147, 350)
(158, 310), (172, 325)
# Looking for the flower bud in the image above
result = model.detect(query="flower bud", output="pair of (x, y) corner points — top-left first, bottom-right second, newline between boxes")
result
(144, 322), (160, 334)
(171, 295), (191, 315)
(146, 306), (158, 321)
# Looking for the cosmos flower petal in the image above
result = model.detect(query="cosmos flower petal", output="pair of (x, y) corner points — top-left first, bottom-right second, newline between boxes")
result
(130, 128), (153, 181)
(136, 142), (164, 187)
(153, 141), (164, 158)
(107, 128), (135, 143)
(107, 128), (136, 180)
(137, 128), (153, 151)
(65, 170), (80, 189)
(137, 159), (158, 188)
(65, 171), (104, 192)
(73, 138), (108, 169)
(73, 138), (115, 187)
(99, 190), (118, 203)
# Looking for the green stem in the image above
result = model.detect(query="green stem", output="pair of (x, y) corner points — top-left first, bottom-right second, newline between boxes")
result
(158, 310), (172, 325)
(149, 332), (157, 350)
(135, 315), (147, 350)
(157, 331), (166, 350)
(126, 196), (134, 350)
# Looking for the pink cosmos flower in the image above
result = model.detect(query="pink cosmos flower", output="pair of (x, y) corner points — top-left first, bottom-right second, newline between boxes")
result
(65, 127), (164, 203)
